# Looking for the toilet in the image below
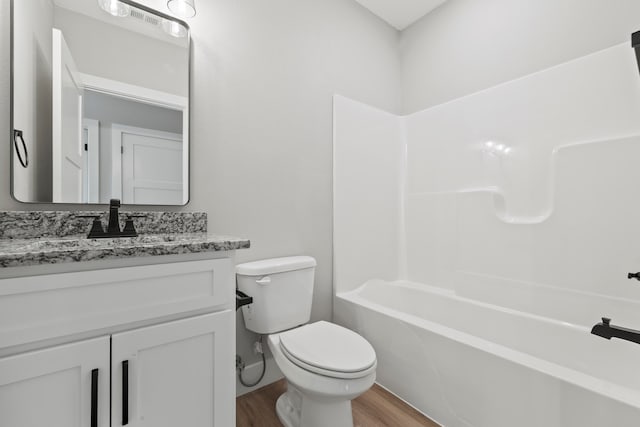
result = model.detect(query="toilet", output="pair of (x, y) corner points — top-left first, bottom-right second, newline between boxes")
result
(236, 256), (377, 427)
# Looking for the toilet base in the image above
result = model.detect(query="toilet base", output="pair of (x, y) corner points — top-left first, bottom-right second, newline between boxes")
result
(275, 382), (354, 427)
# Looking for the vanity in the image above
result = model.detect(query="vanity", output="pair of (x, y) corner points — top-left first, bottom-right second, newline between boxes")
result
(0, 211), (250, 427)
(1, 1), (247, 425)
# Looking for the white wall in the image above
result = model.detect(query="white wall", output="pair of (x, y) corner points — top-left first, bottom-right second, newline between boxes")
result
(12, 0), (53, 202)
(400, 0), (640, 113)
(185, 0), (401, 365)
(0, 0), (401, 369)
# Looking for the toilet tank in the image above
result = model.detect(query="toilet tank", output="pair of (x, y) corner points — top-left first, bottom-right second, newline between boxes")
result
(236, 256), (316, 334)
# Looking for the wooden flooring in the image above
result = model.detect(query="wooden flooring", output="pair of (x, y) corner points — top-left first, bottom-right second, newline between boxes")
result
(236, 380), (440, 427)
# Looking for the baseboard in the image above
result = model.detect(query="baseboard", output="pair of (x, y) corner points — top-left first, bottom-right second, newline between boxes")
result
(236, 356), (284, 396)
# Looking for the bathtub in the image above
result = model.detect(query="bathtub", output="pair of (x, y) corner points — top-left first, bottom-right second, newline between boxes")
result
(334, 280), (640, 427)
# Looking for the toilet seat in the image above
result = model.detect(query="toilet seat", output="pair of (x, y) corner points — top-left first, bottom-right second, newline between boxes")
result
(278, 321), (377, 379)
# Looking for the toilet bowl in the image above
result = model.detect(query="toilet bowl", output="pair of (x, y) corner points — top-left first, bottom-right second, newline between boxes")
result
(236, 257), (377, 427)
(268, 321), (376, 427)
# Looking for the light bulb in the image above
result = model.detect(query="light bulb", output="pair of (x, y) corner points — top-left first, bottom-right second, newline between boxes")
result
(167, 0), (196, 18)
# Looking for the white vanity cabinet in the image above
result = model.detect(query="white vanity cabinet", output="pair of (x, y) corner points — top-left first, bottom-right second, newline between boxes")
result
(0, 256), (236, 427)
(111, 312), (232, 427)
(0, 336), (110, 427)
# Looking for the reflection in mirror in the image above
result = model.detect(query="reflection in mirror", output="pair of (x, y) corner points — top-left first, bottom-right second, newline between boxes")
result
(11, 0), (190, 205)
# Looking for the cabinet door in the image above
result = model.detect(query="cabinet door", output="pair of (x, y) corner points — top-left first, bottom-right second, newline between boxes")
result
(0, 336), (110, 427)
(112, 311), (234, 427)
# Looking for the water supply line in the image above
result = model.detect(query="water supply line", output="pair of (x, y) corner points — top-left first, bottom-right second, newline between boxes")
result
(235, 289), (265, 387)
(237, 336), (266, 388)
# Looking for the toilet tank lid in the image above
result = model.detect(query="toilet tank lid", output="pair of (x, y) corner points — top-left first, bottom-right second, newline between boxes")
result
(236, 256), (316, 276)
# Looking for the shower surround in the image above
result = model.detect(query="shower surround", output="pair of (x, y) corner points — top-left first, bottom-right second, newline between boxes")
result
(333, 42), (640, 427)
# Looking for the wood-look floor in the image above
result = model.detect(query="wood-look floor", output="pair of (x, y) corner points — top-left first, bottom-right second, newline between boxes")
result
(236, 379), (440, 427)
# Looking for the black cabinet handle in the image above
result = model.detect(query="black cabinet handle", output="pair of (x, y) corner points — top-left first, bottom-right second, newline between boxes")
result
(628, 272), (640, 281)
(13, 129), (28, 168)
(122, 360), (129, 425)
(91, 369), (98, 427)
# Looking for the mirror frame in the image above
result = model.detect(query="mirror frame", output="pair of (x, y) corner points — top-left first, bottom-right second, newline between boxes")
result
(9, 0), (192, 206)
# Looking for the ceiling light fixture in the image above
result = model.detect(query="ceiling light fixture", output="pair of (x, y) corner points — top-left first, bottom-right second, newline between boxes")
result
(97, 0), (131, 17)
(167, 0), (196, 18)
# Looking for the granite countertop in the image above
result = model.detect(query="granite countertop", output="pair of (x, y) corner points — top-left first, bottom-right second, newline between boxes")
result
(0, 233), (251, 268)
(0, 210), (250, 268)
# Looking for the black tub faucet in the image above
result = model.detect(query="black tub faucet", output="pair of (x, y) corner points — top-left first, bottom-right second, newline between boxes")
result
(591, 317), (640, 345)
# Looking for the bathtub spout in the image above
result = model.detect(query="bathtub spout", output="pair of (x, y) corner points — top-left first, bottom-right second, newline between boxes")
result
(591, 317), (640, 345)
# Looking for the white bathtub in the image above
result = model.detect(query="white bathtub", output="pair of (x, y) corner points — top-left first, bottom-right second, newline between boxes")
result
(335, 280), (640, 427)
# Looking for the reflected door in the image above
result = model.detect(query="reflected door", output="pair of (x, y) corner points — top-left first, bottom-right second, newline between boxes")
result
(52, 28), (84, 203)
(115, 125), (183, 205)
(82, 119), (100, 204)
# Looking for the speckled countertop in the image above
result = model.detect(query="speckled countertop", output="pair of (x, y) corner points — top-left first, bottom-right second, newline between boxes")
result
(0, 211), (250, 268)
(0, 234), (250, 268)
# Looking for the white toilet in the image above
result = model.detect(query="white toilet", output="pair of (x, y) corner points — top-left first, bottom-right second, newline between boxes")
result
(236, 256), (377, 427)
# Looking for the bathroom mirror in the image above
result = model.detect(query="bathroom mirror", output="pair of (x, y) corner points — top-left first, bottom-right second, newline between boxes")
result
(10, 0), (190, 205)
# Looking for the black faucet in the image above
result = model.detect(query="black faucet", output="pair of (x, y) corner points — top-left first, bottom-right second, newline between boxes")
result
(80, 199), (143, 239)
(628, 272), (640, 281)
(591, 317), (640, 345)
(107, 199), (122, 235)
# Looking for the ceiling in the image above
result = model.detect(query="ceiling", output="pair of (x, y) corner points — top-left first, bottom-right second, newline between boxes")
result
(353, 0), (448, 31)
